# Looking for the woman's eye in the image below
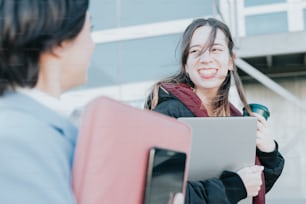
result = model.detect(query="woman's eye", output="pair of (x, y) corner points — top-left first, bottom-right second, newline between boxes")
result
(190, 49), (199, 54)
(211, 47), (223, 53)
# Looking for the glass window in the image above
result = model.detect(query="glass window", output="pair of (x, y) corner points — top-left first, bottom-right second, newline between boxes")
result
(78, 43), (120, 89)
(90, 0), (213, 30)
(90, 0), (118, 30)
(245, 12), (288, 36)
(118, 34), (181, 84)
(121, 0), (212, 27)
(80, 34), (182, 89)
(304, 9), (306, 30)
(244, 0), (286, 7)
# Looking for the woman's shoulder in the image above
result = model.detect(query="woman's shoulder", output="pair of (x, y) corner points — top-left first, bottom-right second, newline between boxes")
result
(0, 107), (58, 139)
(0, 92), (77, 140)
(154, 88), (194, 118)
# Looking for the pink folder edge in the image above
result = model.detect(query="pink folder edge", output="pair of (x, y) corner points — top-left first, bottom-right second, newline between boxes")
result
(72, 96), (192, 204)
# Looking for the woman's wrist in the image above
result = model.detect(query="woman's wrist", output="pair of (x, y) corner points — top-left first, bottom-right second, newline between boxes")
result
(220, 171), (247, 203)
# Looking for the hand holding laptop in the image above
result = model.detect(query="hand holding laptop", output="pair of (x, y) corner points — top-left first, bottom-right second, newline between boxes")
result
(179, 117), (258, 204)
(237, 165), (264, 197)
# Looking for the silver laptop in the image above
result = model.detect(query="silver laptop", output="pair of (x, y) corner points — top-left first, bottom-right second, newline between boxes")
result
(178, 117), (257, 204)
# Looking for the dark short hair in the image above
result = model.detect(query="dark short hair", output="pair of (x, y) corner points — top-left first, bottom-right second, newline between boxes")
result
(0, 0), (89, 95)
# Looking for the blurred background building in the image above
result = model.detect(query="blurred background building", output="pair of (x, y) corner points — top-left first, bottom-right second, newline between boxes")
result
(62, 0), (306, 203)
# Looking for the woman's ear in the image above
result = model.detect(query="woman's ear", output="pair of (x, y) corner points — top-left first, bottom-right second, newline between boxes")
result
(48, 43), (64, 58)
(185, 65), (189, 74)
(50, 40), (72, 58)
(229, 53), (236, 71)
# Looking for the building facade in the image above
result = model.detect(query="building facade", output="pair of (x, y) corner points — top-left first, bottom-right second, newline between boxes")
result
(63, 1), (306, 202)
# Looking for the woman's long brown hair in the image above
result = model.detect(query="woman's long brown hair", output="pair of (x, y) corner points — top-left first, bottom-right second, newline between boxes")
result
(145, 18), (252, 116)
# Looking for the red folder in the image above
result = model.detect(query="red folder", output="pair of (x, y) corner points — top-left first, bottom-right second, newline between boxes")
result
(72, 97), (191, 204)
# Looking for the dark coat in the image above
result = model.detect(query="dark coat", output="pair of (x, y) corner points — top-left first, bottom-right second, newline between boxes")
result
(147, 84), (285, 204)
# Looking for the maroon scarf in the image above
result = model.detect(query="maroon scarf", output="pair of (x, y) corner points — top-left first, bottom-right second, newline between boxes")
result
(162, 83), (265, 204)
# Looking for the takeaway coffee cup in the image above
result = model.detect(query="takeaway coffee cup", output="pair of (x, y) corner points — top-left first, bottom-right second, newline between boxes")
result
(243, 103), (270, 120)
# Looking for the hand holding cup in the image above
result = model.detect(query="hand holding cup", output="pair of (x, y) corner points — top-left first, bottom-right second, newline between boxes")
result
(243, 104), (275, 152)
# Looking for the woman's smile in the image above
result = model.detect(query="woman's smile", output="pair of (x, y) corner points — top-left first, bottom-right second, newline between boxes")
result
(198, 68), (218, 79)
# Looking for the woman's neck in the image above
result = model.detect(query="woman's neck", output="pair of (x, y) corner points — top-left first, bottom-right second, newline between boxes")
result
(35, 59), (63, 98)
(35, 81), (61, 99)
(194, 87), (218, 116)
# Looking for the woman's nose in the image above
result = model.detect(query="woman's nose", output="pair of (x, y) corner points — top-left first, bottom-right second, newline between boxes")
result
(199, 50), (212, 62)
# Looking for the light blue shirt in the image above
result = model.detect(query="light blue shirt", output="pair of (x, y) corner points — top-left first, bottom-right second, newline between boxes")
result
(0, 91), (78, 204)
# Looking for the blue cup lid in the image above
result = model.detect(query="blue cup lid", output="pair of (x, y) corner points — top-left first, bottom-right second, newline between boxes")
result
(243, 103), (270, 120)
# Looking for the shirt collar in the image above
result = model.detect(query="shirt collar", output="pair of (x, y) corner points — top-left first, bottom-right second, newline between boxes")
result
(16, 88), (70, 117)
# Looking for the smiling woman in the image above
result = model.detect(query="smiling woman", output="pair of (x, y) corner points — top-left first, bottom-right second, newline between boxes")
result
(145, 18), (284, 204)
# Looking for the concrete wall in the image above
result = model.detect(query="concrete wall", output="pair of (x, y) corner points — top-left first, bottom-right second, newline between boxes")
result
(241, 77), (306, 201)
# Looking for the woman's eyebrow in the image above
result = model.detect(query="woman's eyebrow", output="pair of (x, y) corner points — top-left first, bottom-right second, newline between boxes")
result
(212, 43), (225, 47)
(189, 43), (224, 49)
(189, 44), (201, 49)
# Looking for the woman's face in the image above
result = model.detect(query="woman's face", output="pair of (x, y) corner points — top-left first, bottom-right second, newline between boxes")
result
(185, 26), (233, 93)
(61, 11), (95, 91)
